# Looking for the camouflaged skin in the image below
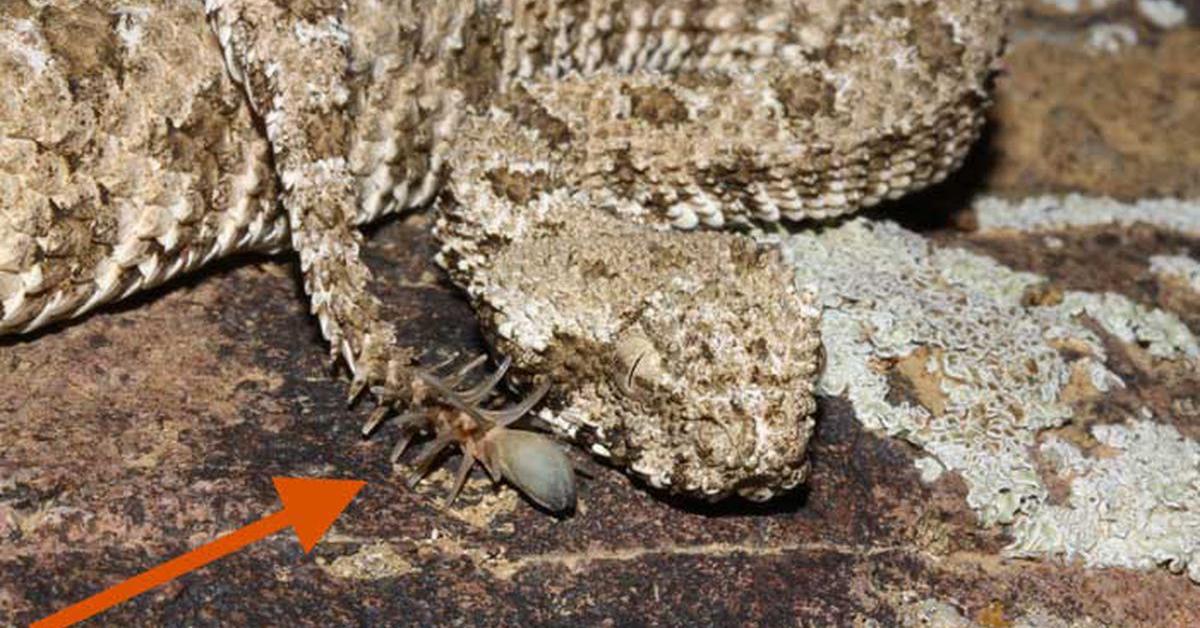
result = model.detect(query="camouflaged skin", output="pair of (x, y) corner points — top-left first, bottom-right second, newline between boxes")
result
(437, 110), (825, 500)
(0, 0), (1009, 501)
(0, 2), (284, 333)
(434, 0), (1008, 498)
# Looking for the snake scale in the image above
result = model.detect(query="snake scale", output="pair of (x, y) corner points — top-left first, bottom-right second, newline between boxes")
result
(0, 0), (1008, 511)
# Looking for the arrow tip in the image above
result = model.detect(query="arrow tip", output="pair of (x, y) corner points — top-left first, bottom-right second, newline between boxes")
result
(272, 477), (366, 553)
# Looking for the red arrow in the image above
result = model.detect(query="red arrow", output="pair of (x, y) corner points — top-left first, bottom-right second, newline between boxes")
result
(33, 477), (366, 628)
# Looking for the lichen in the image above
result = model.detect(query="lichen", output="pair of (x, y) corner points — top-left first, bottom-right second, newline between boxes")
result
(1150, 254), (1200, 294)
(781, 219), (1089, 524)
(972, 194), (1200, 237)
(1137, 0), (1188, 29)
(1087, 22), (1138, 53)
(774, 218), (1200, 581)
(1057, 291), (1199, 359)
(1007, 419), (1200, 583)
(898, 597), (974, 627)
(894, 595), (1106, 627)
(1035, 0), (1121, 13)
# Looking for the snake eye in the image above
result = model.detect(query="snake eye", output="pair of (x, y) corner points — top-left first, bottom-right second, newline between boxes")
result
(613, 330), (666, 396)
(486, 428), (576, 513)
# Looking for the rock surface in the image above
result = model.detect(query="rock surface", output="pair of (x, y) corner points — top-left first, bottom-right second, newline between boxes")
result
(3, 1), (1200, 625)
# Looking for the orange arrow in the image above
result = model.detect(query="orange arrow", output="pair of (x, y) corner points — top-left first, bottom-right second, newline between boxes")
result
(33, 477), (366, 628)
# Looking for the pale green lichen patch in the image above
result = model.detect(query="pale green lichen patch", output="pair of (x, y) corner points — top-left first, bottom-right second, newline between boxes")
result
(782, 219), (1101, 524)
(1007, 419), (1200, 583)
(1151, 254), (1200, 294)
(1137, 0), (1189, 29)
(775, 218), (1200, 580)
(972, 194), (1200, 237)
(896, 597), (975, 628)
(1057, 291), (1199, 359)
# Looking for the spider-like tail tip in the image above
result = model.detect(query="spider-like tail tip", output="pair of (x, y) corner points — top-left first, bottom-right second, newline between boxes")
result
(408, 353), (575, 513)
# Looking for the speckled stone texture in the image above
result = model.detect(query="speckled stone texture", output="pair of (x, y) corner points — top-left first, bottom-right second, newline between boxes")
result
(5, 218), (1198, 625)
(4, 2), (1200, 627)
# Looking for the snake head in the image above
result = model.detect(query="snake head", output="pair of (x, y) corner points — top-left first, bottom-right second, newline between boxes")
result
(435, 115), (824, 502)
(480, 427), (577, 513)
(437, 186), (824, 501)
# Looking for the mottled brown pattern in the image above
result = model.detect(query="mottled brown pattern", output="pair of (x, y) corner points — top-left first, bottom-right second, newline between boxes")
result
(774, 72), (837, 119)
(496, 84), (573, 150)
(625, 84), (689, 127)
(4, 0), (1010, 505)
(6, 1), (1199, 625)
(485, 168), (553, 206)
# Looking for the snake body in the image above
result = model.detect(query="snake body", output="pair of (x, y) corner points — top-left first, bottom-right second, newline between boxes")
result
(0, 1), (1008, 503)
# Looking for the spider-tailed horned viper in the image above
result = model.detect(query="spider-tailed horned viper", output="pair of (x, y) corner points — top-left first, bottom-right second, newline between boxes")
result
(0, 1), (1008, 512)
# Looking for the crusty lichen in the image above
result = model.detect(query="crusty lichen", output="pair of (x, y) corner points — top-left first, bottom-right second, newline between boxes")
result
(1008, 418), (1200, 582)
(1137, 0), (1188, 29)
(775, 218), (1200, 582)
(320, 542), (415, 580)
(1087, 21), (1139, 53)
(1150, 254), (1200, 294)
(782, 219), (1099, 524)
(897, 597), (975, 628)
(1033, 0), (1121, 14)
(973, 194), (1200, 237)
(1058, 290), (1198, 358)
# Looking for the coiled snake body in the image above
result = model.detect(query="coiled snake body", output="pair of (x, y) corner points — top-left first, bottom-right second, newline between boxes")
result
(0, 1), (1008, 509)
